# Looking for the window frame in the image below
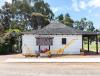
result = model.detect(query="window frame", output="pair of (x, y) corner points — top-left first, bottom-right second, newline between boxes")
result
(62, 38), (66, 45)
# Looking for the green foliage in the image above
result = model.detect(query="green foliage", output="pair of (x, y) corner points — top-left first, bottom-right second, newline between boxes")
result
(12, 0), (32, 14)
(56, 13), (74, 27)
(64, 14), (74, 27)
(5, 29), (21, 34)
(0, 34), (10, 54)
(1, 2), (12, 30)
(74, 18), (95, 31)
(33, 0), (54, 20)
(0, 0), (53, 31)
(0, 29), (21, 54)
(19, 0), (32, 14)
(0, 42), (10, 54)
(31, 13), (49, 29)
(86, 21), (95, 32)
(56, 14), (64, 22)
(0, 37), (5, 44)
(0, 23), (4, 33)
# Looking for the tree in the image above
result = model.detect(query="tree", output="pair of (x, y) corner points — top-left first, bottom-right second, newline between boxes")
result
(63, 13), (74, 27)
(0, 23), (4, 33)
(31, 13), (49, 29)
(86, 21), (95, 32)
(1, 2), (11, 29)
(56, 13), (74, 27)
(0, 29), (21, 54)
(18, 1), (32, 14)
(74, 18), (95, 32)
(33, 0), (54, 20)
(56, 14), (64, 23)
(11, 0), (32, 14)
(95, 29), (100, 32)
(5, 0), (54, 30)
(9, 0), (32, 30)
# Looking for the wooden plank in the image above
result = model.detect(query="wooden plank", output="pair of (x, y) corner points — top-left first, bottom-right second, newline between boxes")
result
(82, 35), (84, 50)
(39, 45), (40, 52)
(49, 45), (50, 50)
(96, 35), (98, 54)
(88, 36), (90, 52)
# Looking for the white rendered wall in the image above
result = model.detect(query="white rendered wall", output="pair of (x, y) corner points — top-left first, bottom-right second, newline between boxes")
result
(50, 35), (82, 54)
(22, 34), (82, 54)
(22, 34), (38, 54)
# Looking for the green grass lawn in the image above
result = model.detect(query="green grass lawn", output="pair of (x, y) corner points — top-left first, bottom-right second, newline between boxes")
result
(84, 42), (100, 52)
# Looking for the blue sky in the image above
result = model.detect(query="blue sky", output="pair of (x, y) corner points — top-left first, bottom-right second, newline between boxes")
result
(44, 0), (100, 29)
(0, 0), (100, 29)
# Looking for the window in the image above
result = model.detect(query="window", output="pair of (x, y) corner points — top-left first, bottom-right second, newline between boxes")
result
(36, 38), (53, 45)
(62, 38), (66, 44)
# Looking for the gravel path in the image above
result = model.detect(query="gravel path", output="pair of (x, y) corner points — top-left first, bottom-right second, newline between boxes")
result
(0, 54), (100, 76)
(0, 63), (100, 76)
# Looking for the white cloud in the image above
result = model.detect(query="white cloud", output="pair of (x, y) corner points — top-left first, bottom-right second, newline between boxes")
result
(51, 7), (60, 13)
(72, 0), (80, 12)
(71, 0), (100, 12)
(51, 6), (69, 14)
(79, 1), (87, 9)
(88, 0), (100, 8)
(4, 0), (12, 3)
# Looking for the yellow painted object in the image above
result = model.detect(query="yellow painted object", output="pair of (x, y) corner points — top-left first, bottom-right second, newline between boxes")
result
(45, 51), (51, 57)
(44, 39), (77, 56)
(23, 46), (39, 57)
(55, 39), (77, 55)
(23, 53), (38, 57)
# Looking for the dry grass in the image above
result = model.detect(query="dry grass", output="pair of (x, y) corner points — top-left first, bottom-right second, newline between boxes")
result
(84, 42), (100, 51)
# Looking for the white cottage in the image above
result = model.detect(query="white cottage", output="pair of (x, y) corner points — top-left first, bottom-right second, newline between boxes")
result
(22, 22), (84, 55)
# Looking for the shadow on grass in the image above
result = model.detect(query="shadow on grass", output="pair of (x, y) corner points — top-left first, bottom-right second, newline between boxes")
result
(84, 50), (100, 55)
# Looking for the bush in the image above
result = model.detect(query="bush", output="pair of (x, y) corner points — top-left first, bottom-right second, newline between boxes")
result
(0, 43), (9, 54)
